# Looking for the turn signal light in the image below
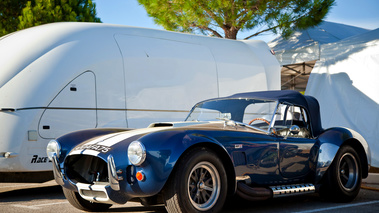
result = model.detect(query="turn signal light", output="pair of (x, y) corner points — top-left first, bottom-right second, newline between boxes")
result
(136, 171), (145, 181)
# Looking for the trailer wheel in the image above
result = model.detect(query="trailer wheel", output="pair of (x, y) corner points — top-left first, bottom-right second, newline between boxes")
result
(163, 147), (227, 213)
(62, 187), (112, 211)
(321, 145), (362, 202)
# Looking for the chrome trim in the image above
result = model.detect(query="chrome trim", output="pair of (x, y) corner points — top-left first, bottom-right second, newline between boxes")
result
(52, 154), (64, 185)
(235, 121), (265, 133)
(77, 182), (113, 204)
(270, 184), (315, 197)
(236, 175), (251, 185)
(188, 161), (221, 211)
(128, 141), (146, 166)
(268, 101), (281, 134)
(107, 155), (120, 191)
(289, 125), (300, 135)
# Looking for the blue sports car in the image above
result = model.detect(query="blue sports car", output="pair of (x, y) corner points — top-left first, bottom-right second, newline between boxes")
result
(47, 90), (371, 213)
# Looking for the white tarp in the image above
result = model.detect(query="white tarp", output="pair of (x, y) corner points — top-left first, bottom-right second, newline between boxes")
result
(268, 21), (369, 65)
(306, 28), (379, 167)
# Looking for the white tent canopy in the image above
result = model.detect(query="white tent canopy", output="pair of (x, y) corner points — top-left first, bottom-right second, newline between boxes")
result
(305, 28), (379, 168)
(268, 21), (369, 66)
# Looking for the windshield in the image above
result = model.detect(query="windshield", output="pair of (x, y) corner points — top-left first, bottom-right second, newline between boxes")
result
(186, 98), (278, 131)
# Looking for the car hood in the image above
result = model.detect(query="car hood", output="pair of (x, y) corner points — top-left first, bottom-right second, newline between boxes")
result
(67, 126), (171, 157)
(66, 120), (264, 158)
(66, 121), (215, 157)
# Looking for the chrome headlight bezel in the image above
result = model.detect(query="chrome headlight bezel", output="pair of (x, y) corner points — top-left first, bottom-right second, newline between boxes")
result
(46, 140), (61, 161)
(128, 141), (146, 166)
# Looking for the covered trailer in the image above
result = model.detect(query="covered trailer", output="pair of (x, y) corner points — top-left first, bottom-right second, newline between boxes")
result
(0, 22), (280, 182)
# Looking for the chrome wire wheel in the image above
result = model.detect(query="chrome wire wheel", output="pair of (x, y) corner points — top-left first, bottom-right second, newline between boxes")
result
(338, 153), (359, 191)
(187, 161), (221, 211)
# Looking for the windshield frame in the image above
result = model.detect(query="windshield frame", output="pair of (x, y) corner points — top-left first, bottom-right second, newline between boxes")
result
(185, 98), (280, 134)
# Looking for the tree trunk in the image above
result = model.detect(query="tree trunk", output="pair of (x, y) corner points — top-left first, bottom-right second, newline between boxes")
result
(223, 26), (238, 39)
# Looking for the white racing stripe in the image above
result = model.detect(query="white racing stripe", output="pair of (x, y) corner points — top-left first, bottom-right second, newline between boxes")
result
(97, 127), (168, 147)
(69, 127), (170, 156)
(78, 132), (123, 146)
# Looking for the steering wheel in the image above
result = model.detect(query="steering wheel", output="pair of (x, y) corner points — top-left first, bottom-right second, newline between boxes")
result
(248, 118), (270, 126)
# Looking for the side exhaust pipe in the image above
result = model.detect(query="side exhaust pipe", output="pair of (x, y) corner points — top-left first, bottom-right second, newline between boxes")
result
(236, 182), (272, 201)
(236, 182), (316, 201)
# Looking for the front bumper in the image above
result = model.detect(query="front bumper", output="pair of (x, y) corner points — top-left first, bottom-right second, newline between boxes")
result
(52, 154), (129, 204)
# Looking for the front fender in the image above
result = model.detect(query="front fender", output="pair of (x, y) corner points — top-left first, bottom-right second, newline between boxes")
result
(315, 127), (371, 183)
(126, 130), (233, 196)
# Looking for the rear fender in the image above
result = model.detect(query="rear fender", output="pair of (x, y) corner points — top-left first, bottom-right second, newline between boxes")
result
(315, 127), (371, 183)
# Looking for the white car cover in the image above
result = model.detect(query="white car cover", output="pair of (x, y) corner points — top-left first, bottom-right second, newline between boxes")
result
(306, 28), (379, 167)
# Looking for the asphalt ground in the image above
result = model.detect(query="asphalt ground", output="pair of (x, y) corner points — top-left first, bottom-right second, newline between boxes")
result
(0, 174), (378, 213)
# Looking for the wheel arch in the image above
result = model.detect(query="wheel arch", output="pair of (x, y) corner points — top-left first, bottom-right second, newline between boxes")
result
(315, 127), (371, 183)
(164, 142), (236, 196)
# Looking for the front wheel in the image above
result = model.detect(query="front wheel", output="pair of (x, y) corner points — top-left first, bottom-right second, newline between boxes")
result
(321, 145), (362, 202)
(62, 187), (112, 211)
(163, 147), (227, 213)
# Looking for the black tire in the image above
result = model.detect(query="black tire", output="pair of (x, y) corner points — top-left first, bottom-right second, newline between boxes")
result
(163, 147), (227, 213)
(62, 187), (112, 212)
(140, 195), (160, 207)
(321, 145), (362, 202)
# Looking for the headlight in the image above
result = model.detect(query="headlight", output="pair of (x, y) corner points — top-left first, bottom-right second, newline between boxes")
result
(46, 140), (61, 161)
(128, 141), (146, 166)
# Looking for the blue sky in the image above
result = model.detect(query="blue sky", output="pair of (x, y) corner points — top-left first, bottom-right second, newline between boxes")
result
(94, 0), (379, 42)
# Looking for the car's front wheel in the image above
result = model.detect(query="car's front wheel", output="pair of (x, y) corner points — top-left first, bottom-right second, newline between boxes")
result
(163, 147), (227, 213)
(321, 145), (362, 202)
(62, 187), (112, 211)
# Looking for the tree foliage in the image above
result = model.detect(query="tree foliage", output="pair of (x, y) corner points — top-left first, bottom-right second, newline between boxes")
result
(138, 0), (335, 39)
(0, 0), (28, 37)
(0, 0), (100, 37)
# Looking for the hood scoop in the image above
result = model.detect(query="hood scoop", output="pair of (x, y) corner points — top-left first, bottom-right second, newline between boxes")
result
(148, 121), (210, 128)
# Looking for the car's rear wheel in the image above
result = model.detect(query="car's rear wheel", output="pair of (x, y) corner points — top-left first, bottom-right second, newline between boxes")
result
(62, 187), (112, 211)
(321, 145), (362, 202)
(163, 147), (227, 213)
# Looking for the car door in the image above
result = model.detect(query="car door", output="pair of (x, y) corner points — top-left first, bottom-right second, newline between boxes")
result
(231, 100), (280, 184)
(274, 104), (316, 179)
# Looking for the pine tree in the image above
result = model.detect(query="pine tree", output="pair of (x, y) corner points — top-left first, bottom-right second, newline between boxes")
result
(0, 0), (28, 36)
(138, 0), (335, 39)
(0, 0), (101, 37)
(18, 0), (101, 30)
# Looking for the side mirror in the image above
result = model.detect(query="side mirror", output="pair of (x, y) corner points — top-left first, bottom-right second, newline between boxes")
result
(289, 125), (300, 135)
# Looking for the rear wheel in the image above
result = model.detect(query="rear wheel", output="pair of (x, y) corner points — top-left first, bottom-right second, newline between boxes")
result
(62, 187), (112, 211)
(163, 147), (227, 213)
(321, 145), (362, 202)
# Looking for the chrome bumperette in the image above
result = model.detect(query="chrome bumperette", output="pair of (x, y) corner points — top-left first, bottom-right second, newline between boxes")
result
(77, 182), (113, 204)
(107, 155), (121, 191)
(52, 154), (65, 186)
(76, 181), (128, 204)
